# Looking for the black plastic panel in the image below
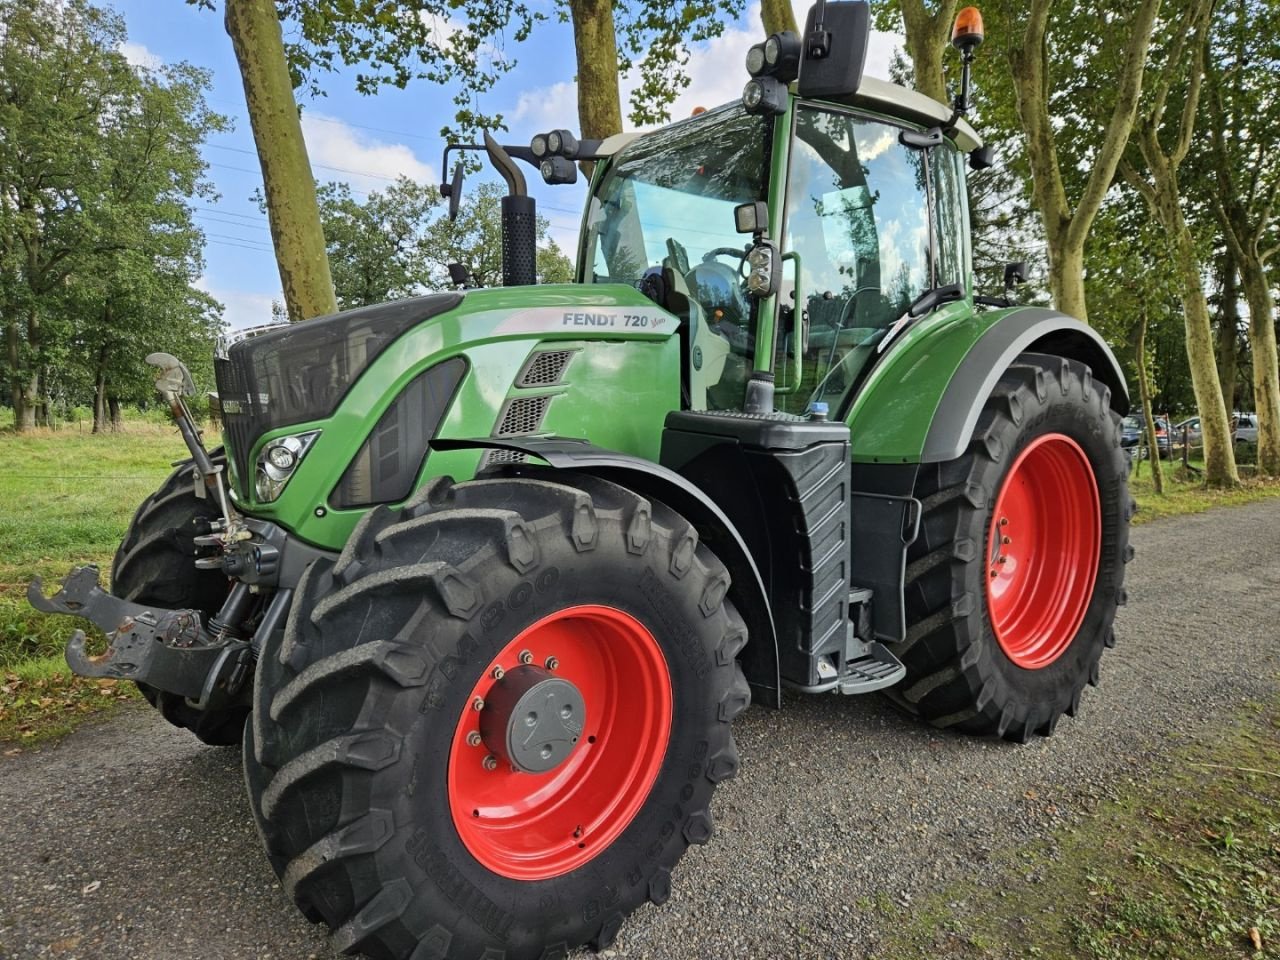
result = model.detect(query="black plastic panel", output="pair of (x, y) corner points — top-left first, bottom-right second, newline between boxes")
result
(215, 292), (462, 496)
(331, 357), (466, 509)
(662, 410), (852, 687)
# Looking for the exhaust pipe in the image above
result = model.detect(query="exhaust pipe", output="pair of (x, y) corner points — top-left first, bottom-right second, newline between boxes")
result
(484, 132), (537, 287)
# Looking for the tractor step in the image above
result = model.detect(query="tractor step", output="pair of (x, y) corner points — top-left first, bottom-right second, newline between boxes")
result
(837, 641), (906, 695)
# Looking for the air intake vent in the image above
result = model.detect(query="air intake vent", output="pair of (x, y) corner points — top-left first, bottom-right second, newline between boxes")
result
(517, 350), (575, 387)
(480, 448), (529, 470)
(496, 395), (552, 436)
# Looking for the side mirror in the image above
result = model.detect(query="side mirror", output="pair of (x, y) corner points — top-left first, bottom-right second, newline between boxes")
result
(1003, 261), (1027, 305)
(969, 144), (995, 170)
(443, 161), (465, 221)
(447, 263), (470, 288)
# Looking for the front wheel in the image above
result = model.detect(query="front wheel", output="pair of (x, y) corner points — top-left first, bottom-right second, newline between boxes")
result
(891, 353), (1133, 742)
(247, 472), (749, 959)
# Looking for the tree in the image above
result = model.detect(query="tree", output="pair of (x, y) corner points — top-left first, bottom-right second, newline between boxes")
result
(761, 0), (798, 36)
(315, 179), (437, 309)
(0, 0), (223, 430)
(897, 0), (961, 103)
(1200, 0), (1280, 477)
(224, 0), (336, 323)
(315, 179), (573, 305)
(996, 0), (1161, 324)
(1121, 0), (1237, 487)
(419, 182), (573, 288)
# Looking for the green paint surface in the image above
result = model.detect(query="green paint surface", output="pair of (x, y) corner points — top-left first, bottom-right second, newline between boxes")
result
(232, 284), (680, 549)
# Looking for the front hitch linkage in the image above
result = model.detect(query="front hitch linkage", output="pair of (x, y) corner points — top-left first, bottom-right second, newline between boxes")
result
(28, 565), (250, 709)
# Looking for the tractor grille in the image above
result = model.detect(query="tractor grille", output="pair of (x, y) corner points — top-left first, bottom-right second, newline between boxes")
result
(496, 395), (552, 436)
(213, 292), (462, 499)
(517, 350), (575, 387)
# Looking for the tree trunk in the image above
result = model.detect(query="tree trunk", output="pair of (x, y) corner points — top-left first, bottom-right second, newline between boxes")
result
(35, 366), (51, 428)
(1136, 311), (1163, 494)
(1151, 175), (1237, 487)
(1216, 255), (1238, 417)
(1239, 259), (1280, 476)
(899, 0), (959, 104)
(760, 0), (798, 38)
(1005, 0), (1160, 326)
(568, 0), (624, 142)
(93, 375), (107, 434)
(1046, 241), (1088, 322)
(108, 396), (122, 430)
(6, 316), (27, 430)
(224, 0), (337, 323)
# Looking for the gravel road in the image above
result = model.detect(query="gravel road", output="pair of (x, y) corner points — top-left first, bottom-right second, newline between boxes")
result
(3, 499), (1279, 960)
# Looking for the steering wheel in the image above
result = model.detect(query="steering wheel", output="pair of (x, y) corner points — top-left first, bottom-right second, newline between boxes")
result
(702, 246), (751, 278)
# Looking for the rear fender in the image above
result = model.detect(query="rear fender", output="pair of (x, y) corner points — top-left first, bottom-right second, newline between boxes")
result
(847, 306), (1130, 464)
(433, 437), (782, 707)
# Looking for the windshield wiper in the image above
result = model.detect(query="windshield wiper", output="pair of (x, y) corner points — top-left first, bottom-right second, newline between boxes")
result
(877, 283), (966, 354)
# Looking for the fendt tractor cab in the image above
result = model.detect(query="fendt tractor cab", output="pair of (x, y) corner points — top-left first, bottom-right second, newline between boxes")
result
(31, 3), (1132, 957)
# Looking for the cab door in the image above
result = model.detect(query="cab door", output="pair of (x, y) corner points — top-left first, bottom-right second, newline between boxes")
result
(772, 103), (967, 416)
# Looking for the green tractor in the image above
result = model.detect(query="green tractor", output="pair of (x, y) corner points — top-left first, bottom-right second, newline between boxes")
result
(31, 3), (1132, 957)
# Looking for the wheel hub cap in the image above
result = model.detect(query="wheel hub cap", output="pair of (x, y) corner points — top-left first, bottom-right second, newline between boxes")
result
(479, 666), (585, 774)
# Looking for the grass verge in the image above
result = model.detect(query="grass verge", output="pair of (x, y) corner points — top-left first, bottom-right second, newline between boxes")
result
(1129, 459), (1280, 525)
(879, 695), (1280, 960)
(0, 423), (187, 745)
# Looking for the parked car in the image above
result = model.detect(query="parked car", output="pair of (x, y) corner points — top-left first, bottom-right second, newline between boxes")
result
(1121, 415), (1143, 448)
(1121, 414), (1172, 459)
(1233, 413), (1259, 444)
(1153, 417), (1171, 458)
(1173, 416), (1202, 445)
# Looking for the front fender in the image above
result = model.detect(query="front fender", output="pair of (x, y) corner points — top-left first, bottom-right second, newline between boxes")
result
(847, 305), (1130, 464)
(432, 437), (782, 707)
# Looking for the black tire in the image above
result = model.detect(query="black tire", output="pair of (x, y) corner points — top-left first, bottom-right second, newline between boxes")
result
(889, 353), (1133, 743)
(112, 452), (247, 746)
(248, 471), (749, 960)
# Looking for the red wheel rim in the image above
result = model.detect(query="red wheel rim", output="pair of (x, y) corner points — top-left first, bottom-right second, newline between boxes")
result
(447, 605), (672, 880)
(985, 433), (1101, 669)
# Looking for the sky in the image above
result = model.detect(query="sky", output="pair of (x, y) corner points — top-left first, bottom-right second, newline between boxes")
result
(110, 0), (901, 330)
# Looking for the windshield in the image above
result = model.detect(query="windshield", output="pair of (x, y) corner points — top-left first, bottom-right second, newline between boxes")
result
(773, 106), (966, 415)
(586, 106), (770, 409)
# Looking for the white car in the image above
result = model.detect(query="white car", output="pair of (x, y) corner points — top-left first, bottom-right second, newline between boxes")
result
(1234, 413), (1259, 444)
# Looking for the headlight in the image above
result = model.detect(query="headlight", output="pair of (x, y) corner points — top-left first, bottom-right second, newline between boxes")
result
(745, 242), (780, 298)
(255, 431), (319, 503)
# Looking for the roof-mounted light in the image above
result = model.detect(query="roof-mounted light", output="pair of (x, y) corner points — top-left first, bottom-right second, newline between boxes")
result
(951, 6), (984, 53)
(763, 31), (802, 83)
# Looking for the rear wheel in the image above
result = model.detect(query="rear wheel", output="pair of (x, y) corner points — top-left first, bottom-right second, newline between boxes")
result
(891, 353), (1133, 742)
(248, 471), (748, 959)
(112, 453), (246, 746)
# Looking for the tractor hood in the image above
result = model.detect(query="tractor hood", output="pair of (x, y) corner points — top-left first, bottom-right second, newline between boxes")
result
(214, 284), (679, 503)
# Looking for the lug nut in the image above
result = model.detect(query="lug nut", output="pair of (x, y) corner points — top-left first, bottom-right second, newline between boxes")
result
(482, 754), (498, 771)
(1002, 536), (1011, 545)
(491, 665), (505, 680)
(545, 656), (559, 671)
(472, 696), (485, 711)
(997, 556), (1008, 565)
(518, 649), (533, 665)
(467, 731), (482, 747)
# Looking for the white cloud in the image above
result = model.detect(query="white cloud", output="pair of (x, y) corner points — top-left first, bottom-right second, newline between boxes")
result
(119, 41), (162, 71)
(511, 3), (903, 138)
(300, 113), (436, 194)
(197, 278), (280, 332)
